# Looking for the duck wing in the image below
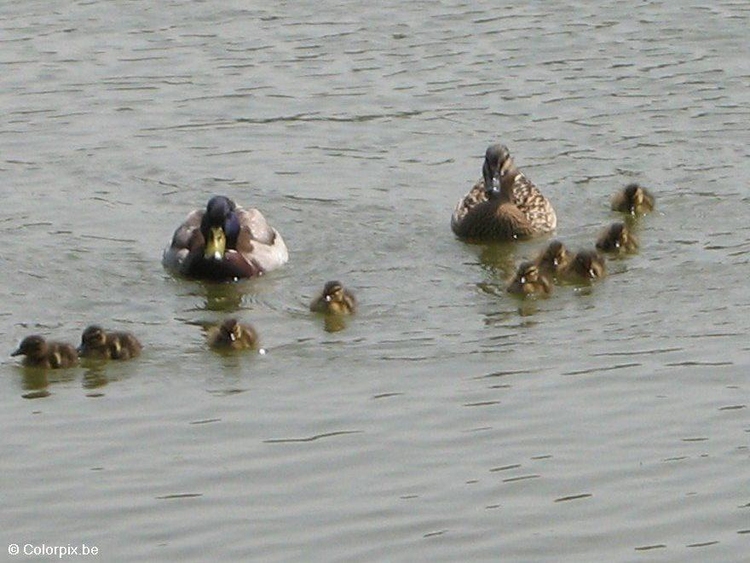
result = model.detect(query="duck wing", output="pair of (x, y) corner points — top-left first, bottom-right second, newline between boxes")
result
(451, 179), (487, 234)
(234, 207), (289, 272)
(162, 209), (204, 272)
(453, 200), (534, 241)
(509, 171), (557, 232)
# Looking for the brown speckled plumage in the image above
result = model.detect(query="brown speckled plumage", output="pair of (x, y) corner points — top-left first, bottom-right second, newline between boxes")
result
(452, 144), (556, 241)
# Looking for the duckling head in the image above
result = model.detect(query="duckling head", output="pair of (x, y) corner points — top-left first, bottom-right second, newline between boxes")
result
(623, 183), (652, 213)
(575, 250), (607, 279)
(507, 261), (550, 295)
(219, 318), (243, 343)
(482, 144), (512, 198)
(597, 222), (630, 252)
(79, 325), (107, 352)
(322, 281), (347, 304)
(12, 335), (47, 359)
(201, 196), (240, 261)
(540, 240), (570, 269)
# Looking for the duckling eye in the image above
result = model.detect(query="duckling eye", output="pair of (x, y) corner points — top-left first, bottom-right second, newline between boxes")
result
(520, 276), (527, 284)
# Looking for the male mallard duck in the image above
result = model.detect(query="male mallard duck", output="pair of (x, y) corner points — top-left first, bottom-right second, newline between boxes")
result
(78, 325), (142, 360)
(611, 183), (655, 215)
(506, 261), (553, 297)
(596, 222), (639, 255)
(206, 318), (258, 350)
(451, 144), (557, 241)
(310, 281), (356, 315)
(11, 335), (78, 369)
(162, 195), (288, 281)
(559, 249), (607, 282)
(534, 239), (573, 278)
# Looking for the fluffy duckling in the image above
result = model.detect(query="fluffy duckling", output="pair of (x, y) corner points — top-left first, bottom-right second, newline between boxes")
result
(78, 325), (142, 360)
(451, 144), (557, 241)
(611, 183), (655, 215)
(596, 222), (639, 255)
(162, 195), (288, 281)
(506, 261), (553, 297)
(559, 249), (607, 283)
(11, 335), (78, 369)
(206, 318), (258, 350)
(534, 239), (573, 278)
(310, 281), (357, 315)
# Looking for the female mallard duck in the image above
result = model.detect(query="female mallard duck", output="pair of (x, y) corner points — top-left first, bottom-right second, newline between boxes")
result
(206, 318), (258, 350)
(534, 239), (573, 278)
(506, 261), (553, 297)
(451, 144), (557, 241)
(12, 335), (78, 369)
(559, 249), (607, 283)
(162, 195), (288, 281)
(611, 183), (655, 215)
(78, 325), (142, 360)
(310, 281), (356, 315)
(596, 222), (639, 255)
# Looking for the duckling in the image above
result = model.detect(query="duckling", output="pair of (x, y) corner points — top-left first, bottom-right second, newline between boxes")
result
(559, 249), (607, 283)
(78, 325), (142, 360)
(611, 183), (655, 215)
(206, 318), (258, 350)
(162, 195), (288, 281)
(506, 261), (553, 297)
(534, 239), (573, 278)
(452, 144), (557, 241)
(596, 222), (639, 255)
(11, 335), (78, 369)
(310, 281), (357, 315)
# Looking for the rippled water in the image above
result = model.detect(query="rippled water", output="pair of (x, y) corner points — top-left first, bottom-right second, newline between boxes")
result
(2, 1), (749, 561)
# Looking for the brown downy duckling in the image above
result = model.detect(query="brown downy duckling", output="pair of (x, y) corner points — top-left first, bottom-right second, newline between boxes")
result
(12, 335), (78, 369)
(451, 144), (557, 241)
(506, 261), (553, 297)
(559, 249), (607, 283)
(611, 183), (655, 215)
(310, 281), (357, 315)
(534, 239), (573, 278)
(596, 222), (639, 255)
(207, 318), (258, 351)
(78, 325), (142, 360)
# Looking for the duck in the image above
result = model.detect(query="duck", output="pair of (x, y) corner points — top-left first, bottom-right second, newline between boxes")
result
(310, 281), (356, 315)
(559, 249), (607, 283)
(534, 239), (573, 278)
(611, 183), (655, 215)
(162, 195), (288, 281)
(506, 261), (553, 297)
(206, 318), (258, 350)
(11, 335), (78, 369)
(451, 144), (557, 241)
(596, 222), (639, 255)
(78, 325), (142, 360)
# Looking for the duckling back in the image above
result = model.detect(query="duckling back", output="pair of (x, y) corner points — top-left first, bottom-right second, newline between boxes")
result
(12, 335), (78, 369)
